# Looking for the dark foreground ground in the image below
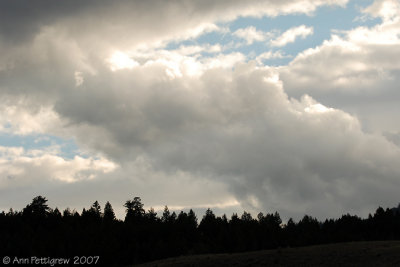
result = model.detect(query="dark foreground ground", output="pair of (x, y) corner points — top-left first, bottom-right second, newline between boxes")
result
(136, 241), (400, 266)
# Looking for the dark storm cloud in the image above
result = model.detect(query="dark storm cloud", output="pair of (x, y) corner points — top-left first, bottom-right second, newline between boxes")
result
(0, 0), (88, 43)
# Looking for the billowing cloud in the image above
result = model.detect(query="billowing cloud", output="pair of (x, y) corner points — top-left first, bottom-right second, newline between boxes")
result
(2, 0), (400, 222)
(362, 0), (400, 22)
(279, 0), (400, 133)
(11, 53), (398, 219)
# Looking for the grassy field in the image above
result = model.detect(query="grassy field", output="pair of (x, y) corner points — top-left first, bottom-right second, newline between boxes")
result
(136, 241), (400, 266)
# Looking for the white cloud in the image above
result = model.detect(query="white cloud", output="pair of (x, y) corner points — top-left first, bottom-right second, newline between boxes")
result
(0, 145), (117, 186)
(281, 0), (400, 89)
(0, 104), (61, 135)
(203, 52), (246, 69)
(362, 0), (400, 23)
(279, 0), (400, 133)
(115, 49), (246, 78)
(233, 26), (271, 45)
(270, 25), (314, 47)
(108, 51), (139, 71)
(174, 44), (222, 56)
(256, 51), (291, 64)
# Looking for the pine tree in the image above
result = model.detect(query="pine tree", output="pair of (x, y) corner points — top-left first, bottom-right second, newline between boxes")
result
(124, 197), (145, 223)
(103, 201), (116, 222)
(90, 201), (102, 217)
(23, 196), (50, 217)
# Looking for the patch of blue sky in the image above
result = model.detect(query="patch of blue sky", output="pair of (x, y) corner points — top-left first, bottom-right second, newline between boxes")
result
(228, 0), (379, 33)
(227, 0), (379, 58)
(0, 133), (80, 159)
(166, 0), (381, 66)
(193, 30), (232, 47)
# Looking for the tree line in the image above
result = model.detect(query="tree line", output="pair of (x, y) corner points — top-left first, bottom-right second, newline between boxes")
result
(1, 196), (400, 265)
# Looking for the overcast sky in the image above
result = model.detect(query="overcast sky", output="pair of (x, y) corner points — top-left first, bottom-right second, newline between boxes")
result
(1, 0), (400, 221)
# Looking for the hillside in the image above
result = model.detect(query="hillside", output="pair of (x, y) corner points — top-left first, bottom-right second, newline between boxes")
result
(137, 241), (400, 266)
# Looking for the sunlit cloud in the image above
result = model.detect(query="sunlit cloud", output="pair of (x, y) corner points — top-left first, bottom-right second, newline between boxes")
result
(108, 51), (139, 71)
(233, 26), (273, 45)
(0, 145), (117, 185)
(270, 25), (314, 47)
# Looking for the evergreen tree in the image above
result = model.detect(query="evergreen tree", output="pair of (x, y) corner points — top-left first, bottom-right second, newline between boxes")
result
(23, 196), (50, 217)
(124, 197), (145, 223)
(162, 206), (171, 223)
(188, 209), (198, 228)
(103, 201), (116, 222)
(146, 207), (158, 222)
(90, 200), (102, 217)
(63, 208), (72, 217)
(3, 194), (400, 265)
(241, 211), (253, 222)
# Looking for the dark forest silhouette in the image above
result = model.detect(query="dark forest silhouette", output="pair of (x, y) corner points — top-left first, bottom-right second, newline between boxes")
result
(1, 196), (400, 265)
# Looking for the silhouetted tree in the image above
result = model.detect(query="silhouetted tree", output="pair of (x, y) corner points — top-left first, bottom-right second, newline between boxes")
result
(91, 201), (102, 216)
(63, 208), (72, 217)
(51, 207), (62, 218)
(241, 211), (253, 222)
(145, 208), (158, 224)
(103, 201), (116, 222)
(3, 195), (400, 265)
(297, 215), (321, 245)
(199, 208), (216, 232)
(23, 196), (50, 218)
(199, 208), (221, 251)
(188, 209), (198, 228)
(258, 212), (282, 248)
(161, 206), (177, 224)
(124, 197), (145, 224)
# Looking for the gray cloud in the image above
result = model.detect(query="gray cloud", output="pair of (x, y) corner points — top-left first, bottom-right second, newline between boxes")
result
(49, 59), (400, 220)
(2, 0), (400, 221)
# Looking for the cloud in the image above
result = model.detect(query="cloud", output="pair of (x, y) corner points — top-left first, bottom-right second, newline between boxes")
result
(361, 0), (400, 22)
(256, 51), (291, 64)
(41, 56), (400, 219)
(279, 0), (400, 133)
(233, 26), (272, 45)
(174, 44), (222, 56)
(0, 0), (347, 50)
(280, 0), (400, 90)
(0, 145), (117, 186)
(232, 25), (315, 48)
(0, 149), (237, 219)
(0, 104), (61, 136)
(108, 51), (140, 72)
(270, 25), (314, 47)
(3, 0), (400, 222)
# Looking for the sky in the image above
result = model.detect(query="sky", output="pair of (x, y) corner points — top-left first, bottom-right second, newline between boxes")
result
(1, 0), (400, 221)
